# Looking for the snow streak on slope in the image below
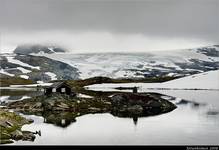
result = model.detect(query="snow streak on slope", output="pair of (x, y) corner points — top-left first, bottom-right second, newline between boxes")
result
(19, 75), (29, 79)
(45, 72), (57, 80)
(0, 69), (15, 77)
(7, 56), (40, 70)
(17, 67), (32, 73)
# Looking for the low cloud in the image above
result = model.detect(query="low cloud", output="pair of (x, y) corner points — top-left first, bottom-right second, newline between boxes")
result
(0, 30), (213, 53)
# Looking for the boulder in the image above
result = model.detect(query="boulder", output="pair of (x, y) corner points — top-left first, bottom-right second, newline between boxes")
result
(111, 93), (176, 117)
(22, 131), (36, 141)
(32, 102), (42, 109)
(88, 107), (101, 112)
(127, 105), (143, 114)
(11, 130), (23, 140)
(56, 102), (70, 110)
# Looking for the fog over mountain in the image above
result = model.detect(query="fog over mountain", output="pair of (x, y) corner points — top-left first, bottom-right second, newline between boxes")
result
(0, 0), (218, 53)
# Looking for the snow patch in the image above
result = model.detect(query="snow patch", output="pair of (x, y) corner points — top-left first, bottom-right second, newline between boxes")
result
(17, 67), (32, 73)
(162, 70), (219, 89)
(45, 72), (57, 80)
(0, 96), (31, 103)
(20, 75), (29, 79)
(0, 69), (15, 77)
(37, 81), (45, 84)
(77, 93), (93, 98)
(0, 96), (10, 102)
(10, 82), (53, 88)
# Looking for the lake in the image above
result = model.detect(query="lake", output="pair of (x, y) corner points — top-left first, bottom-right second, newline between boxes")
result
(1, 87), (219, 145)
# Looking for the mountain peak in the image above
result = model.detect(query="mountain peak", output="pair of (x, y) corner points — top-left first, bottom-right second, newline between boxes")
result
(14, 44), (66, 55)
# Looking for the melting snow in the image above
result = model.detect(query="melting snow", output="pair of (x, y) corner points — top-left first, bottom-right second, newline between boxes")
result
(17, 67), (32, 73)
(10, 82), (53, 88)
(0, 96), (31, 103)
(19, 75), (29, 79)
(77, 93), (93, 98)
(45, 72), (57, 80)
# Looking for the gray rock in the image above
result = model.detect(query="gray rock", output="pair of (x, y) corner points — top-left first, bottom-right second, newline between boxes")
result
(127, 105), (143, 114)
(57, 102), (70, 109)
(22, 131), (36, 141)
(5, 121), (13, 127)
(11, 130), (23, 140)
(88, 107), (101, 112)
(32, 102), (42, 109)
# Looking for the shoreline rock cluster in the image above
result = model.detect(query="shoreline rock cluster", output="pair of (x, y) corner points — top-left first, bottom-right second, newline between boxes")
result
(111, 93), (177, 117)
(1, 92), (177, 144)
(0, 109), (36, 144)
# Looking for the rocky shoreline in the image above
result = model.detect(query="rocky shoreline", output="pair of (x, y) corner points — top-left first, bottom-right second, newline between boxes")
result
(5, 92), (176, 124)
(0, 109), (37, 144)
(1, 92), (177, 144)
(7, 93), (176, 115)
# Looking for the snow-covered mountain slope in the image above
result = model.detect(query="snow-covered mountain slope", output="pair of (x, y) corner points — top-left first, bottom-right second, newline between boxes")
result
(162, 70), (219, 89)
(86, 70), (219, 90)
(0, 53), (79, 83)
(1, 45), (218, 82)
(40, 45), (219, 79)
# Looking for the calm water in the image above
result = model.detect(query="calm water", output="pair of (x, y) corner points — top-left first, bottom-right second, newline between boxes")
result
(2, 89), (219, 145)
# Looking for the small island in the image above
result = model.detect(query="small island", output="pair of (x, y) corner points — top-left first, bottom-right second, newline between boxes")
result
(0, 77), (177, 144)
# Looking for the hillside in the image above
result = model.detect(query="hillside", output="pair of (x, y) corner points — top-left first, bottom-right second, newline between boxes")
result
(14, 44), (66, 55)
(39, 45), (219, 79)
(0, 53), (79, 84)
(1, 44), (218, 84)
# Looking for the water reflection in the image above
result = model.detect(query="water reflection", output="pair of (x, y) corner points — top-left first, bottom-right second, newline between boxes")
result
(20, 111), (78, 128)
(3, 89), (219, 145)
(43, 112), (77, 128)
(133, 116), (138, 125)
(206, 110), (219, 116)
(176, 99), (206, 108)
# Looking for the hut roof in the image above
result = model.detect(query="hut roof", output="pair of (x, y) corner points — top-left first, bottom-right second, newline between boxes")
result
(49, 82), (71, 89)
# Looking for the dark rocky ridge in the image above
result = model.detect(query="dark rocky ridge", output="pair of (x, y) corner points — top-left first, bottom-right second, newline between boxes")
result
(14, 44), (66, 55)
(15, 55), (80, 81)
(0, 54), (80, 83)
(111, 93), (177, 117)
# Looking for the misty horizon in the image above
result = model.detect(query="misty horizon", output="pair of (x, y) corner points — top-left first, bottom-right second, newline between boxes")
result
(1, 42), (219, 54)
(0, 0), (218, 53)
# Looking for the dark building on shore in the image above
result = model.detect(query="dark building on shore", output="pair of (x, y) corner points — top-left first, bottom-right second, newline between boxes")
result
(44, 81), (75, 96)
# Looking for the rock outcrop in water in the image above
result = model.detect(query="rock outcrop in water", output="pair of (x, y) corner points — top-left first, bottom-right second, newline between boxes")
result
(6, 92), (176, 128)
(111, 93), (177, 117)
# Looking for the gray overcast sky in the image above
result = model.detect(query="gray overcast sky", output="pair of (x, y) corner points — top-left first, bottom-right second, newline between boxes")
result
(0, 0), (218, 53)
